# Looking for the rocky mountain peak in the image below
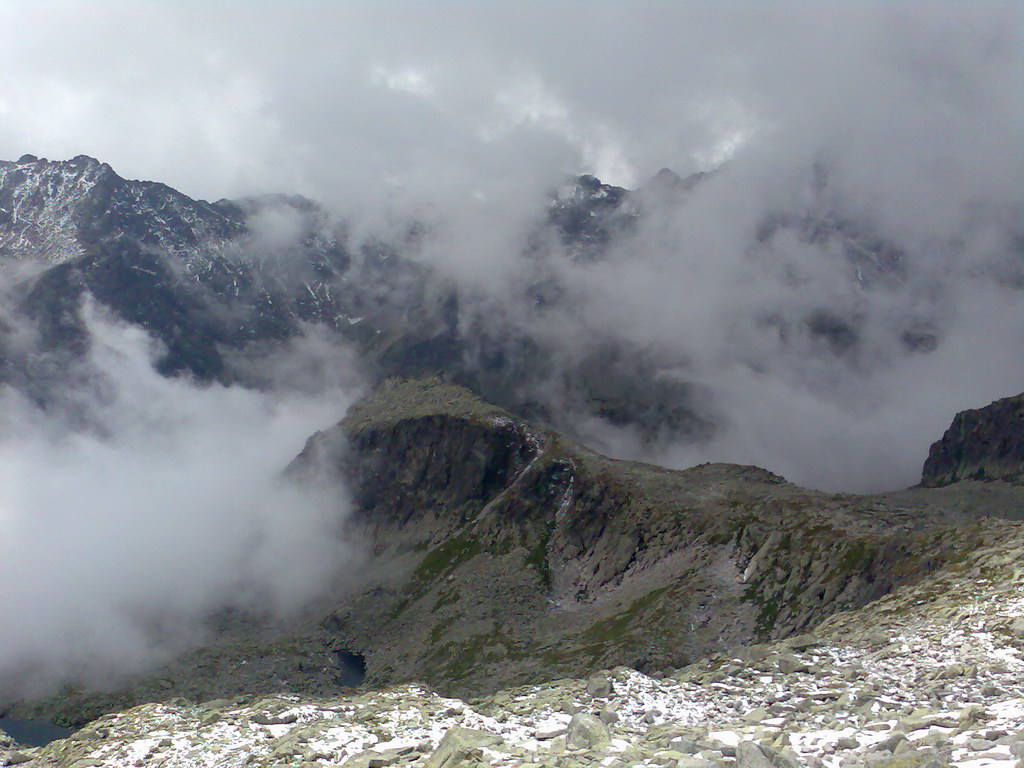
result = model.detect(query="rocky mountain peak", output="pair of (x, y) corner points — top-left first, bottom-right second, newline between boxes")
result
(0, 154), (118, 262)
(639, 166), (707, 198)
(0, 153), (244, 268)
(921, 392), (1024, 487)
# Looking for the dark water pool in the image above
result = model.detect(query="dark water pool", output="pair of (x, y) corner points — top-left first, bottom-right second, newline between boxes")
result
(0, 716), (72, 747)
(334, 649), (366, 687)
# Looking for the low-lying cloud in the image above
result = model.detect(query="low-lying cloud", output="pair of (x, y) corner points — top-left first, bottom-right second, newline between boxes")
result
(0, 304), (358, 698)
(507, 163), (1024, 492)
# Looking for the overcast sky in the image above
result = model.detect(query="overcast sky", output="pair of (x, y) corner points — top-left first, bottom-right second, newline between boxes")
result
(0, 2), (1018, 211)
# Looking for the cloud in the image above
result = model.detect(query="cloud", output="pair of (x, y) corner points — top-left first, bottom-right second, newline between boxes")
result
(0, 0), (1020, 497)
(0, 302), (358, 697)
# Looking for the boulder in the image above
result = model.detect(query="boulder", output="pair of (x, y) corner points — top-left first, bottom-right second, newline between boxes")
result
(566, 713), (611, 749)
(735, 741), (773, 768)
(425, 727), (503, 768)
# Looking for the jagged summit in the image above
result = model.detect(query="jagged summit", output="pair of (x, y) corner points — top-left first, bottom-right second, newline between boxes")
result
(0, 153), (238, 265)
(639, 166), (708, 199)
(0, 153), (119, 263)
(922, 393), (1024, 487)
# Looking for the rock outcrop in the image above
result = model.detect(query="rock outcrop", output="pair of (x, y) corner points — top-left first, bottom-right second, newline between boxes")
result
(921, 393), (1024, 487)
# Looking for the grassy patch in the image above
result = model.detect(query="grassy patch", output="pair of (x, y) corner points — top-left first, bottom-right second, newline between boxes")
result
(840, 539), (872, 572)
(743, 580), (784, 636)
(413, 534), (481, 583)
(432, 589), (459, 611)
(525, 529), (554, 588)
(580, 586), (671, 646)
(429, 615), (457, 643)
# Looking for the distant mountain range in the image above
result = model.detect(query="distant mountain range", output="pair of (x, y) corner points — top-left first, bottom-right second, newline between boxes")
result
(0, 154), (714, 441)
(1, 153), (1018, 454)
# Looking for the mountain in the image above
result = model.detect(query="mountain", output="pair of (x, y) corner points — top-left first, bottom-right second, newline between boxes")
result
(0, 154), (715, 445)
(5, 153), (1016, 461)
(0, 154), (241, 265)
(2, 382), (1024, 767)
(0, 154), (458, 391)
(921, 393), (1024, 487)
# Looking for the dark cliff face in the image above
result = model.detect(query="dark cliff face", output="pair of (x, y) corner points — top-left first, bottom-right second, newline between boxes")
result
(921, 393), (1024, 487)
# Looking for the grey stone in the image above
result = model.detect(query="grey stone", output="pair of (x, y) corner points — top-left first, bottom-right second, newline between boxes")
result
(785, 634), (822, 650)
(668, 737), (700, 754)
(734, 644), (772, 663)
(959, 705), (989, 725)
(534, 722), (567, 740)
(864, 750), (946, 768)
(735, 741), (773, 768)
(566, 713), (611, 750)
(425, 727), (503, 768)
(253, 711), (299, 725)
(763, 745), (804, 768)
(342, 750), (401, 768)
(587, 674), (614, 698)
(677, 759), (717, 768)
(879, 734), (909, 753)
(560, 699), (581, 715)
(776, 655), (810, 674)
(937, 663), (975, 679)
(863, 630), (889, 647)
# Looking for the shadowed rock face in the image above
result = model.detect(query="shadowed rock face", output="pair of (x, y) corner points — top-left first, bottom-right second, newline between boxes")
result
(921, 393), (1024, 487)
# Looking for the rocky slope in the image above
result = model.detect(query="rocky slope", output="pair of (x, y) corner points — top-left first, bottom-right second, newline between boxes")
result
(921, 394), (1024, 488)
(8, 379), (1023, 738)
(4, 515), (1024, 768)
(295, 379), (984, 697)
